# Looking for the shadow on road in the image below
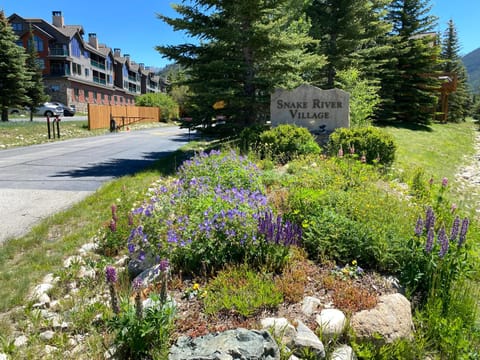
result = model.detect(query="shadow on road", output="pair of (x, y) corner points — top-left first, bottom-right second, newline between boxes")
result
(50, 150), (184, 178)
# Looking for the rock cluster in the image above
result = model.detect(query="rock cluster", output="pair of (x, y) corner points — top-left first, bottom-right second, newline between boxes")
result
(169, 292), (413, 359)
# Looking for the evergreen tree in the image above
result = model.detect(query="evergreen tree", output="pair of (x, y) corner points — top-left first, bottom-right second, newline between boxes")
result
(156, 0), (325, 127)
(307, 0), (392, 89)
(25, 28), (48, 121)
(0, 11), (29, 121)
(440, 19), (471, 122)
(377, 0), (441, 124)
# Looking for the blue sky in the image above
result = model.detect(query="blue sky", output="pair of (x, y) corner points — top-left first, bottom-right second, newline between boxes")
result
(1, 1), (478, 69)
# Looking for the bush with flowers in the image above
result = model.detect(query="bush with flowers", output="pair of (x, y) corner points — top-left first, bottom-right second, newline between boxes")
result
(127, 150), (301, 275)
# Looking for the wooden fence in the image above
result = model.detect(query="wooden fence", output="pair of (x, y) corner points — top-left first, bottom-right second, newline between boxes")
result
(88, 104), (161, 130)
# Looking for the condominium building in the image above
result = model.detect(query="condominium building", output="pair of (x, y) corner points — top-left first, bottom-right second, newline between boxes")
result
(8, 11), (166, 112)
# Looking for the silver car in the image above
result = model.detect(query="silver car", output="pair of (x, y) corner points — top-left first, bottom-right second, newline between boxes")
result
(33, 102), (64, 117)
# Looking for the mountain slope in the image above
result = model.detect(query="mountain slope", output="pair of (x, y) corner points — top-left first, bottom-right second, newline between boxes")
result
(463, 48), (480, 92)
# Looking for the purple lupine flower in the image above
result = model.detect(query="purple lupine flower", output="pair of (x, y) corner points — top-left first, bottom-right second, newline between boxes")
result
(132, 277), (144, 291)
(450, 203), (458, 214)
(450, 216), (460, 242)
(128, 242), (135, 254)
(111, 204), (118, 222)
(442, 177), (448, 187)
(424, 207), (435, 231)
(438, 226), (449, 258)
(414, 216), (424, 236)
(458, 217), (469, 247)
(105, 266), (117, 284)
(425, 227), (435, 253)
(109, 219), (117, 232)
(159, 259), (170, 272)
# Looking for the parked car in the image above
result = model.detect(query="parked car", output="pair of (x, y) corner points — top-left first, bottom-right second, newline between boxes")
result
(33, 102), (64, 117)
(8, 107), (28, 116)
(50, 102), (76, 117)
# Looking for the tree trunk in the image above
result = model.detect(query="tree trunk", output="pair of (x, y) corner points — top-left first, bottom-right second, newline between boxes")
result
(1, 108), (9, 122)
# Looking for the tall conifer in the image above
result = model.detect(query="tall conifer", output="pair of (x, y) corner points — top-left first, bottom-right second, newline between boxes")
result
(0, 11), (29, 121)
(440, 19), (471, 122)
(377, 0), (441, 124)
(156, 0), (325, 126)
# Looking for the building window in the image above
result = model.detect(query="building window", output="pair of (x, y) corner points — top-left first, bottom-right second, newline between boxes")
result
(74, 88), (79, 100)
(28, 35), (44, 52)
(72, 63), (82, 75)
(35, 59), (45, 70)
(11, 22), (23, 31)
(85, 68), (90, 77)
(93, 91), (97, 103)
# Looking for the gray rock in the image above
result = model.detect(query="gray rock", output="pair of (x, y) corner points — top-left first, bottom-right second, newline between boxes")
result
(260, 317), (297, 344)
(331, 345), (356, 360)
(169, 328), (280, 360)
(78, 266), (96, 279)
(40, 330), (55, 341)
(14, 335), (28, 347)
(44, 345), (58, 354)
(315, 309), (346, 339)
(30, 283), (53, 301)
(78, 242), (97, 255)
(63, 255), (83, 268)
(133, 263), (166, 287)
(350, 293), (413, 345)
(0, 353), (8, 360)
(291, 320), (325, 359)
(301, 296), (321, 316)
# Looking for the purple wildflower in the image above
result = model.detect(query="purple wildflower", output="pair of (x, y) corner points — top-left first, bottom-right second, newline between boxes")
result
(414, 216), (424, 236)
(425, 228), (435, 253)
(132, 277), (144, 292)
(442, 177), (448, 187)
(458, 217), (469, 247)
(338, 146), (344, 158)
(127, 242), (135, 254)
(424, 207), (435, 231)
(138, 250), (145, 262)
(105, 266), (117, 284)
(159, 259), (170, 272)
(450, 216), (460, 242)
(109, 219), (117, 232)
(360, 154), (367, 163)
(111, 204), (118, 222)
(450, 203), (458, 214)
(438, 226), (449, 258)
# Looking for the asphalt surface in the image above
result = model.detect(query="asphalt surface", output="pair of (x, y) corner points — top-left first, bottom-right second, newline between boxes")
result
(0, 124), (192, 243)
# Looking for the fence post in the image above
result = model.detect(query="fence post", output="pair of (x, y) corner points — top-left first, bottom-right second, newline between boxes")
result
(46, 116), (51, 139)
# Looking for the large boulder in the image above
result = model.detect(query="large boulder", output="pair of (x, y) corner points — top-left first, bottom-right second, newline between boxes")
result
(168, 328), (280, 360)
(316, 309), (346, 339)
(350, 293), (413, 344)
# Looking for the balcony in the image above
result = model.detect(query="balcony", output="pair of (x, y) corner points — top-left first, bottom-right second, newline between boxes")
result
(90, 59), (106, 70)
(49, 68), (71, 77)
(49, 48), (69, 57)
(93, 76), (107, 85)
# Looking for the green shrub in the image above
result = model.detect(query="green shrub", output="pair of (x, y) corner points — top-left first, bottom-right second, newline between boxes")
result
(238, 124), (270, 154)
(258, 124), (321, 164)
(203, 265), (283, 317)
(327, 126), (396, 166)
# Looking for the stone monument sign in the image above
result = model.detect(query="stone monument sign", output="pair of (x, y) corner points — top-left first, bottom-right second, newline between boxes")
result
(270, 84), (350, 135)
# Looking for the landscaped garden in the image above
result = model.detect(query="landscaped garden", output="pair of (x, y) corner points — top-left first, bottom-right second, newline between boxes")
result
(0, 120), (479, 359)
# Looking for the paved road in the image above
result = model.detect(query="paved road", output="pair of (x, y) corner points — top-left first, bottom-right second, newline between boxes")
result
(0, 125), (192, 243)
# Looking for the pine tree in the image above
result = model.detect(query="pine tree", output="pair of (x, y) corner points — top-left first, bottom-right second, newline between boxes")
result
(25, 28), (48, 121)
(440, 19), (471, 122)
(377, 0), (441, 124)
(307, 0), (392, 89)
(0, 11), (29, 121)
(156, 0), (325, 127)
